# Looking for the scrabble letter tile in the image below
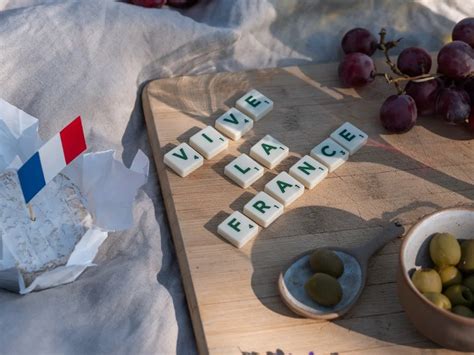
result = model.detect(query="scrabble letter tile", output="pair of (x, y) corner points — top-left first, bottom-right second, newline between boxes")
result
(224, 153), (264, 188)
(249, 135), (289, 169)
(189, 126), (229, 159)
(164, 143), (203, 177)
(330, 122), (368, 155)
(236, 89), (273, 121)
(215, 108), (253, 141)
(217, 211), (260, 248)
(289, 155), (328, 189)
(264, 172), (304, 207)
(310, 138), (348, 173)
(243, 191), (284, 228)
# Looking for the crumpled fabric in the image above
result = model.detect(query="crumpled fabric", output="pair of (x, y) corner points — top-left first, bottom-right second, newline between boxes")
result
(0, 0), (471, 354)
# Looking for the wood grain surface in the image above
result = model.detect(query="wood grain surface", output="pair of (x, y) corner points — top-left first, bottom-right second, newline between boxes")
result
(142, 57), (473, 355)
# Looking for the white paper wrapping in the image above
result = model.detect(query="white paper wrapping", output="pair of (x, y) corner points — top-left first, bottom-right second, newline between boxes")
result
(0, 98), (148, 294)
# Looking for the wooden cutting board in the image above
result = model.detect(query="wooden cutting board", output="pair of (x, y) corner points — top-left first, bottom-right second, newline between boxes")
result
(142, 57), (473, 355)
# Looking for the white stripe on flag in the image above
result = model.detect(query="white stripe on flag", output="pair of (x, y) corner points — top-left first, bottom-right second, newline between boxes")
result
(38, 133), (66, 183)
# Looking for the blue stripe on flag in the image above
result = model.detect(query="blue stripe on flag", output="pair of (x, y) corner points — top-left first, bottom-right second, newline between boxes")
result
(18, 152), (46, 203)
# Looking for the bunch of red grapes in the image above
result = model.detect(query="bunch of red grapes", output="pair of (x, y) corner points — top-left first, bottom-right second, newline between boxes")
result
(338, 18), (474, 133)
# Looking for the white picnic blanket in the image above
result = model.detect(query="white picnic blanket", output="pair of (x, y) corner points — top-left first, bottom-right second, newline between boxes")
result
(0, 0), (471, 354)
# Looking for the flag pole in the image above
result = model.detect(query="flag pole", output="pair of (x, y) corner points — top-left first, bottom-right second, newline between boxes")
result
(27, 203), (36, 222)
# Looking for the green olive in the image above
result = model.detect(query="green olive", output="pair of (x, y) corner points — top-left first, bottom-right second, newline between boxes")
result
(435, 266), (463, 288)
(458, 240), (474, 274)
(411, 268), (442, 293)
(305, 273), (343, 307)
(422, 292), (452, 310)
(463, 275), (474, 293)
(444, 285), (473, 306)
(452, 305), (474, 318)
(429, 233), (461, 267)
(309, 249), (344, 278)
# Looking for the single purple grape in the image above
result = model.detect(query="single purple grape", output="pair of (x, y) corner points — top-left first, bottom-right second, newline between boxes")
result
(341, 28), (378, 56)
(167, 0), (198, 8)
(338, 53), (375, 87)
(436, 87), (471, 124)
(452, 17), (474, 48)
(128, 0), (197, 7)
(405, 79), (442, 116)
(380, 95), (417, 133)
(397, 47), (432, 76)
(129, 0), (166, 7)
(437, 41), (474, 79)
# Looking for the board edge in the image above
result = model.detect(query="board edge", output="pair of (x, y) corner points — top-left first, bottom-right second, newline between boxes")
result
(142, 82), (210, 355)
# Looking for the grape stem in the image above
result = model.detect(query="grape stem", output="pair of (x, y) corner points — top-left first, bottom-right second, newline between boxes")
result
(373, 72), (403, 94)
(374, 72), (440, 84)
(375, 28), (440, 95)
(377, 28), (405, 77)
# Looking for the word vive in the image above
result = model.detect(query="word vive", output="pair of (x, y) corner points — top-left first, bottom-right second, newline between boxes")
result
(163, 89), (273, 177)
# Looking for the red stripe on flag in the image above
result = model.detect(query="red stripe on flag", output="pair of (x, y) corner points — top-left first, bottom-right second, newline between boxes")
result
(60, 116), (87, 164)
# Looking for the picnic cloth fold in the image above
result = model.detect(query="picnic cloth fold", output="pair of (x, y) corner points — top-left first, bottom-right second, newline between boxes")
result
(0, 0), (471, 354)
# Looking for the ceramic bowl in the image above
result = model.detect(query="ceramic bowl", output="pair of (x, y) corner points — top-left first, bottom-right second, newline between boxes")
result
(397, 207), (474, 351)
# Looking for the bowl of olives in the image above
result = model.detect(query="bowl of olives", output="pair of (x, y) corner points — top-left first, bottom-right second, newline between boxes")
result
(397, 207), (474, 351)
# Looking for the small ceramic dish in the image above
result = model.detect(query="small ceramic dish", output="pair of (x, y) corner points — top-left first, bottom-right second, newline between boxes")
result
(279, 223), (404, 319)
(397, 207), (474, 351)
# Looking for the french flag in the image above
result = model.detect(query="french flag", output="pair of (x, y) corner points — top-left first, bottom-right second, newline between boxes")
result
(18, 116), (87, 203)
